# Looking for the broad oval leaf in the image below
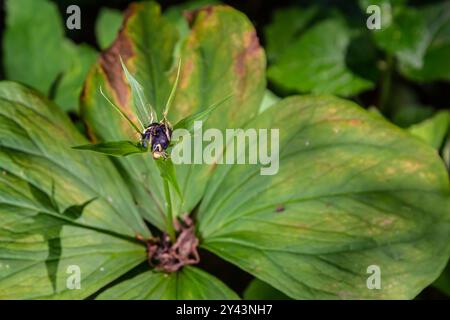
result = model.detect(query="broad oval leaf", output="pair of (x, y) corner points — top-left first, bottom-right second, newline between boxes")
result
(97, 266), (238, 299)
(0, 82), (149, 298)
(264, 6), (319, 63)
(198, 96), (450, 299)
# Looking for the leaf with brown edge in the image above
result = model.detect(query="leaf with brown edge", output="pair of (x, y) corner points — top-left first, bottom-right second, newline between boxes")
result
(168, 4), (266, 216)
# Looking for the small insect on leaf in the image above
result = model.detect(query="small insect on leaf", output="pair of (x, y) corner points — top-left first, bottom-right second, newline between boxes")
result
(155, 157), (183, 201)
(100, 86), (143, 134)
(119, 56), (158, 126)
(173, 94), (233, 133)
(72, 140), (148, 157)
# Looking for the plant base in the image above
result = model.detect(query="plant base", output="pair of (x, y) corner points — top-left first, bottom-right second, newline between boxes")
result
(145, 215), (200, 273)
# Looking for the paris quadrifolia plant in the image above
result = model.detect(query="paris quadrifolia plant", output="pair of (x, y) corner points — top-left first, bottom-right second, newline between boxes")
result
(1, 1), (449, 300)
(74, 56), (231, 244)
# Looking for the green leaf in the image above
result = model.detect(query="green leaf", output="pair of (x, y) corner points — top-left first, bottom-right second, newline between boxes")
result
(267, 19), (374, 97)
(199, 95), (450, 299)
(244, 279), (291, 300)
(97, 266), (238, 299)
(168, 5), (266, 216)
(264, 6), (319, 63)
(3, 0), (70, 94)
(54, 45), (98, 112)
(399, 1), (450, 82)
(73, 141), (148, 157)
(95, 8), (123, 50)
(370, 5), (427, 68)
(408, 111), (450, 150)
(3, 0), (89, 102)
(0, 81), (149, 298)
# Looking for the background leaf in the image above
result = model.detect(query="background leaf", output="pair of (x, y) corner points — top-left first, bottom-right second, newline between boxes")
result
(267, 19), (374, 97)
(95, 8), (123, 50)
(399, 1), (450, 82)
(264, 6), (318, 63)
(54, 45), (98, 112)
(3, 0), (97, 112)
(371, 5), (426, 69)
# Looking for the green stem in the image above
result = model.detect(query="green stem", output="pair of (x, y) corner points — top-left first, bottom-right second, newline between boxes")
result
(163, 179), (176, 242)
(379, 54), (394, 115)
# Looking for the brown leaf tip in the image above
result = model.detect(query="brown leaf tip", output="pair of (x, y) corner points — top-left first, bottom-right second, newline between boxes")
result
(183, 5), (215, 27)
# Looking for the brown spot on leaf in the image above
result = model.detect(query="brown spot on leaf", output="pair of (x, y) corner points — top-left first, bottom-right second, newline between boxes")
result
(143, 215), (200, 273)
(98, 4), (136, 107)
(276, 204), (285, 213)
(380, 217), (394, 227)
(348, 119), (362, 126)
(184, 5), (215, 27)
(208, 161), (219, 174)
(235, 30), (261, 77)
